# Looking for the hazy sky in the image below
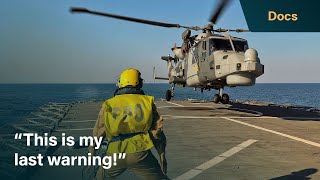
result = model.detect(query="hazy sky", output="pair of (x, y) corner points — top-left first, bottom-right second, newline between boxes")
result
(1, 0), (319, 83)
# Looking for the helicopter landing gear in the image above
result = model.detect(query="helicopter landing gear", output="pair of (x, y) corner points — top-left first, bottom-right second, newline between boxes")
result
(213, 88), (230, 104)
(213, 94), (220, 103)
(221, 93), (229, 104)
(165, 90), (172, 101)
(165, 84), (175, 101)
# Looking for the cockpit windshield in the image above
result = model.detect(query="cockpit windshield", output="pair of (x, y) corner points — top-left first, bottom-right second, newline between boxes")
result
(209, 38), (248, 55)
(233, 40), (248, 52)
(209, 39), (232, 54)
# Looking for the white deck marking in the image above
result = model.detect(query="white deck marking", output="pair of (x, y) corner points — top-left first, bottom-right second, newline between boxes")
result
(232, 116), (320, 120)
(164, 115), (320, 148)
(166, 101), (184, 107)
(163, 115), (320, 120)
(163, 115), (219, 119)
(62, 120), (96, 123)
(162, 102), (320, 148)
(157, 106), (179, 109)
(158, 105), (263, 116)
(227, 107), (263, 116)
(174, 139), (257, 180)
(55, 128), (93, 132)
(160, 102), (320, 120)
(222, 117), (320, 148)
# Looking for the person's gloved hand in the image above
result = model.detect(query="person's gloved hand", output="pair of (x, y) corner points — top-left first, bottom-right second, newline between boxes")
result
(160, 153), (167, 175)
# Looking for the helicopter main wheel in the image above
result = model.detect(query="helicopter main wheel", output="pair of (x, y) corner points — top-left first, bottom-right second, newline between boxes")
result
(220, 93), (230, 104)
(165, 90), (172, 101)
(213, 94), (220, 103)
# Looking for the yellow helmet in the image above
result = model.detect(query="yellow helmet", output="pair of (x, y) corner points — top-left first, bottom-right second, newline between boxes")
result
(118, 68), (143, 88)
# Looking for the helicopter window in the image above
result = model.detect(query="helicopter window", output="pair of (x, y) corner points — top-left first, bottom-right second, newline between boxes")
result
(202, 41), (206, 58)
(233, 40), (248, 52)
(192, 47), (198, 64)
(209, 39), (233, 54)
(202, 41), (206, 50)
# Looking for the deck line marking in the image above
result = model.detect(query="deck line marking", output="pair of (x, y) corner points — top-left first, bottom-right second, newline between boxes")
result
(163, 115), (320, 148)
(158, 106), (178, 109)
(166, 101), (184, 107)
(174, 139), (257, 180)
(161, 102), (320, 147)
(160, 102), (319, 120)
(232, 116), (320, 120)
(162, 115), (320, 120)
(227, 107), (263, 116)
(222, 117), (320, 148)
(163, 115), (219, 119)
(163, 115), (256, 119)
(55, 128), (93, 132)
(62, 120), (96, 123)
(158, 105), (263, 116)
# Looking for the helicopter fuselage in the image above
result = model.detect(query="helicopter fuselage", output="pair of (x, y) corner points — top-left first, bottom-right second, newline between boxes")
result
(167, 32), (264, 91)
(71, 0), (259, 103)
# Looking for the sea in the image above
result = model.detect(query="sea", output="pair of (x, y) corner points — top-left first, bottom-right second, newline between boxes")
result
(0, 83), (319, 125)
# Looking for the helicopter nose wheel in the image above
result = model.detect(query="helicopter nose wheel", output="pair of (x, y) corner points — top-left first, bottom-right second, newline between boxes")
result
(165, 84), (175, 101)
(221, 93), (229, 104)
(165, 90), (172, 101)
(213, 88), (229, 104)
(213, 94), (220, 103)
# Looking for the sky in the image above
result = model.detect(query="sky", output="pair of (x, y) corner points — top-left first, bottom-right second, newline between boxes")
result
(0, 0), (319, 83)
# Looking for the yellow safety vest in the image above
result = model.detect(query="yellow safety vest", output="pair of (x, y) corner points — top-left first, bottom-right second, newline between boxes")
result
(102, 94), (154, 153)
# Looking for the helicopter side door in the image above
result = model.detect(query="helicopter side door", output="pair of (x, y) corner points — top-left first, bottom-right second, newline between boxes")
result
(185, 43), (201, 87)
(198, 39), (214, 83)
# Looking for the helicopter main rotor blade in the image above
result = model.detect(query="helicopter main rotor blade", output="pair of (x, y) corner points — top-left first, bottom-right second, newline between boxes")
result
(232, 29), (250, 33)
(70, 7), (196, 29)
(214, 28), (250, 33)
(209, 0), (231, 24)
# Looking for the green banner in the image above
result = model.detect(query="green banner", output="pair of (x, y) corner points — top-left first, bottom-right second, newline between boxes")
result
(240, 0), (320, 32)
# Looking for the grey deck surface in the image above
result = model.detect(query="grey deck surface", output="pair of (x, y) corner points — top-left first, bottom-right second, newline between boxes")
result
(31, 100), (320, 180)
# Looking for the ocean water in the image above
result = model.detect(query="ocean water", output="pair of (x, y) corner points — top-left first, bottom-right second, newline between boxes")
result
(0, 83), (319, 125)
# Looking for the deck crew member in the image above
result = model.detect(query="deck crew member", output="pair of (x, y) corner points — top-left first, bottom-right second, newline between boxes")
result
(89, 68), (168, 180)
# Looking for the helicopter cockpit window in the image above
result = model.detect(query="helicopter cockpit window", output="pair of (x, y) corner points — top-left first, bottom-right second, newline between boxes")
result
(202, 41), (206, 58)
(209, 39), (233, 55)
(233, 40), (248, 52)
(192, 47), (198, 64)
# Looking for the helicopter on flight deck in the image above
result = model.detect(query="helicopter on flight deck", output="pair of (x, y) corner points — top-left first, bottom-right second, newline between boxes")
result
(70, 0), (264, 104)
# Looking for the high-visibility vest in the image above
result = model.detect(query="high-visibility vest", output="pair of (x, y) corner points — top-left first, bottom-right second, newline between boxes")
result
(102, 94), (154, 153)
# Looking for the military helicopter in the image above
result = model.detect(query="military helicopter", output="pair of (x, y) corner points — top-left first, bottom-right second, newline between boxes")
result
(70, 0), (264, 104)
